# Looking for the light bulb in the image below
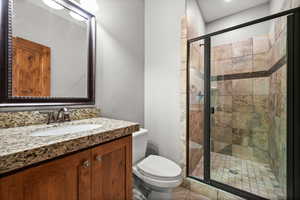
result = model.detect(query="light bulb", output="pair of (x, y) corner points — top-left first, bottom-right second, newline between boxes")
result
(42, 0), (64, 10)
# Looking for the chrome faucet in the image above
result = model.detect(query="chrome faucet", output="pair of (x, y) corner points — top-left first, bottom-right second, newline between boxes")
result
(56, 107), (71, 123)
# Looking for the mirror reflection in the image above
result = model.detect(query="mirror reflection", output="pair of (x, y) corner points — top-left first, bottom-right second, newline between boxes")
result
(12, 0), (89, 98)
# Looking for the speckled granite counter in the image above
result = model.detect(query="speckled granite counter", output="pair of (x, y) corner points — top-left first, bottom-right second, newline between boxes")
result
(0, 117), (139, 175)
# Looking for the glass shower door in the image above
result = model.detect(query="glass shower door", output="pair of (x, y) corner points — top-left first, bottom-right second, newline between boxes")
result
(210, 16), (288, 199)
(188, 39), (205, 180)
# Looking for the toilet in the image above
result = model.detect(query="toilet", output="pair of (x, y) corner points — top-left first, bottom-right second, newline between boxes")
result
(132, 129), (183, 199)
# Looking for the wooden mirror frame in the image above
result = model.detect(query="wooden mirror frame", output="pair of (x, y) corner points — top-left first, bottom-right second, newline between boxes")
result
(0, 0), (96, 107)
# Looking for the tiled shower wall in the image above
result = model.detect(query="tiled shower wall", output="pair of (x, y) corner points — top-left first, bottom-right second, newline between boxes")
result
(211, 15), (287, 190)
(184, 0), (299, 199)
(187, 15), (288, 188)
(268, 16), (288, 193)
(212, 18), (286, 163)
(211, 35), (271, 164)
(188, 41), (205, 173)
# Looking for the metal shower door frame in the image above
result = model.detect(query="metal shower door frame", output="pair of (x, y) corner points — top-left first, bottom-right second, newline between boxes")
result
(186, 7), (300, 200)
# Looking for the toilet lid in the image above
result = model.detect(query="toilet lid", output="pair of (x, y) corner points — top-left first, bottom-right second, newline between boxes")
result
(137, 155), (182, 180)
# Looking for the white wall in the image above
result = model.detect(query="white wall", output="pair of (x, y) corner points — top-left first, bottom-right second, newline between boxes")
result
(270, 0), (290, 14)
(269, 0), (300, 34)
(95, 0), (145, 125)
(206, 3), (270, 46)
(186, 0), (206, 39)
(13, 0), (88, 97)
(145, 0), (185, 163)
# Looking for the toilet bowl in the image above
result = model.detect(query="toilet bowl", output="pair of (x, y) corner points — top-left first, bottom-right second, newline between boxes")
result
(132, 129), (183, 197)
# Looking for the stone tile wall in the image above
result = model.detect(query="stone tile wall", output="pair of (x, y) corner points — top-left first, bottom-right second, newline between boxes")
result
(210, 14), (288, 195)
(186, 16), (288, 175)
(182, 0), (299, 198)
(180, 17), (188, 175)
(268, 15), (288, 195)
(211, 35), (271, 164)
(188, 40), (205, 175)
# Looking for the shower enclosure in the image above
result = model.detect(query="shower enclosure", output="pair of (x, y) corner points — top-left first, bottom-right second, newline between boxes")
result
(187, 8), (300, 200)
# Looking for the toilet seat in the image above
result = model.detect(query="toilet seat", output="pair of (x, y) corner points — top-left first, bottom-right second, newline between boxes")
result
(133, 155), (183, 189)
(137, 155), (182, 180)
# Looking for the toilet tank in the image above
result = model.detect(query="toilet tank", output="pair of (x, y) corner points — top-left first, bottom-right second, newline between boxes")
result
(132, 129), (148, 164)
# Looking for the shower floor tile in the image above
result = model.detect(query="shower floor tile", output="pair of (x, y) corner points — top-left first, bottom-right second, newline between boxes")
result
(192, 153), (285, 200)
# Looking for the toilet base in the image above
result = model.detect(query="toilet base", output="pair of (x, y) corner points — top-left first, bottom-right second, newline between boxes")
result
(134, 175), (151, 199)
(133, 175), (176, 200)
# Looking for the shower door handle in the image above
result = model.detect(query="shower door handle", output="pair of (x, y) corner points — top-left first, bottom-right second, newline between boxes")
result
(211, 107), (215, 114)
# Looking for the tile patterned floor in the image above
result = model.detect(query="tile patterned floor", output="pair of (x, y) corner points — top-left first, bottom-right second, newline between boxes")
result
(134, 181), (210, 200)
(149, 187), (210, 200)
(192, 153), (285, 200)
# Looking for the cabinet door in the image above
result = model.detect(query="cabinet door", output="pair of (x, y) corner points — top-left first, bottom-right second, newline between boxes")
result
(0, 150), (91, 200)
(92, 136), (132, 200)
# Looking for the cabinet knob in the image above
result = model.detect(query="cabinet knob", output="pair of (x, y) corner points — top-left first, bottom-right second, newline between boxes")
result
(95, 155), (102, 162)
(82, 160), (90, 168)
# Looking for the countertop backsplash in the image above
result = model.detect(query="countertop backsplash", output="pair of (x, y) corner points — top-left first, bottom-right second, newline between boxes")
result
(0, 107), (101, 129)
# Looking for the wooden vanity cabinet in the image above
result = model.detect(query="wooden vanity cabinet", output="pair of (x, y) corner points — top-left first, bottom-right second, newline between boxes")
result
(91, 136), (132, 200)
(0, 150), (91, 200)
(0, 136), (132, 200)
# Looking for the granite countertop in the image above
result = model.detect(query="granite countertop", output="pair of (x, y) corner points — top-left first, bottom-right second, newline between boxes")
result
(0, 117), (139, 175)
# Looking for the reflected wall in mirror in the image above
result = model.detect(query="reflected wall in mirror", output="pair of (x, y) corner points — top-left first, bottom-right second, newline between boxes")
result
(12, 0), (89, 98)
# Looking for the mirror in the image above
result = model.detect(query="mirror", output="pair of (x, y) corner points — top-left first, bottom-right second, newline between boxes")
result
(12, 0), (88, 98)
(0, 0), (96, 107)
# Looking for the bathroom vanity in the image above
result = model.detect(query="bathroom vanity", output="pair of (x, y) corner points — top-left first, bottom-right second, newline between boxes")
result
(0, 117), (139, 200)
(0, 0), (140, 199)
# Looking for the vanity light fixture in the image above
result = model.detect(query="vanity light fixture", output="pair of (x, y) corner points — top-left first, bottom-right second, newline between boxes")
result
(69, 11), (85, 21)
(224, 0), (232, 2)
(42, 0), (64, 10)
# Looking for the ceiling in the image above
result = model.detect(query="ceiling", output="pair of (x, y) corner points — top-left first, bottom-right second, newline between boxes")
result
(197, 0), (271, 23)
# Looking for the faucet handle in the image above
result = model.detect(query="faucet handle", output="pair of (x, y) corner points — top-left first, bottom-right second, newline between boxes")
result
(58, 107), (68, 114)
(57, 107), (71, 122)
(62, 107), (68, 112)
(63, 107), (71, 121)
(47, 112), (56, 125)
(64, 111), (71, 122)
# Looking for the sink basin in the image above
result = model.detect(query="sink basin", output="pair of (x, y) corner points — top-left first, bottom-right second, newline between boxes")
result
(30, 124), (102, 137)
